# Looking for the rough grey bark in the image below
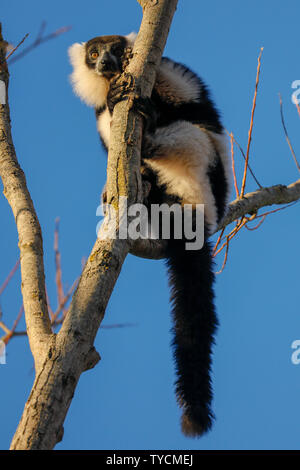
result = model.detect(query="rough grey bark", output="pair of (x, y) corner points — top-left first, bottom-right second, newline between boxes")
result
(219, 179), (300, 229)
(2, 0), (179, 450)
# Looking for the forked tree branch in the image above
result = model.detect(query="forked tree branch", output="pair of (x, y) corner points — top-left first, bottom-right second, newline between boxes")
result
(2, 0), (178, 450)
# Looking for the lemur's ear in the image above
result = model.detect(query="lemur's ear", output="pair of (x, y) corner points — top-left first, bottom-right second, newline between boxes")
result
(125, 32), (137, 46)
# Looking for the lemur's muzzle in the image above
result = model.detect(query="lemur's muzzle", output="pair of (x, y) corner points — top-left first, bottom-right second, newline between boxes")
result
(97, 52), (117, 75)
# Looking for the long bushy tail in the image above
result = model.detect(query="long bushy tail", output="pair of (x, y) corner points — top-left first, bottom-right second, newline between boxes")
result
(165, 235), (218, 437)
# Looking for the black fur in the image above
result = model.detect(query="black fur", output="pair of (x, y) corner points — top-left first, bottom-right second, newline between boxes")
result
(207, 151), (228, 223)
(152, 58), (223, 134)
(166, 234), (218, 436)
(95, 105), (108, 151)
(144, 181), (220, 436)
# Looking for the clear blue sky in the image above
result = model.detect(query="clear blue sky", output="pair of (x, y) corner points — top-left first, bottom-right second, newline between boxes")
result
(1, 0), (300, 450)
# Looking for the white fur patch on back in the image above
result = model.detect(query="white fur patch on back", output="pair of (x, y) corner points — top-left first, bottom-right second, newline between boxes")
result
(68, 42), (109, 108)
(155, 59), (202, 104)
(144, 121), (218, 230)
(97, 107), (112, 147)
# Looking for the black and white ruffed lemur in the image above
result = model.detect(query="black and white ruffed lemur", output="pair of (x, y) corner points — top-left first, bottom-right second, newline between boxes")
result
(68, 33), (231, 437)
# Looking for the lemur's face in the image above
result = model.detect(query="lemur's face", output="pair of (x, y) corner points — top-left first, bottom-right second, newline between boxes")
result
(85, 35), (127, 79)
(69, 33), (136, 107)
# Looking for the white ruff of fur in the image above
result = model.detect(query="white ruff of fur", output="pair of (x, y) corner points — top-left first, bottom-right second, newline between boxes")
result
(68, 43), (109, 108)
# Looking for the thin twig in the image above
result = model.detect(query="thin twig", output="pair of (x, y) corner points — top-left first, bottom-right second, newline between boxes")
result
(3, 305), (24, 344)
(54, 218), (66, 316)
(51, 277), (79, 324)
(0, 321), (10, 335)
(36, 21), (47, 42)
(216, 237), (230, 274)
(245, 214), (267, 231)
(8, 24), (71, 65)
(230, 132), (239, 197)
(11, 305), (24, 332)
(279, 94), (300, 173)
(5, 33), (29, 61)
(225, 129), (262, 188)
(213, 217), (250, 257)
(0, 259), (20, 296)
(101, 323), (137, 329)
(214, 199), (297, 265)
(5, 321), (136, 339)
(212, 226), (225, 256)
(240, 47), (263, 198)
(213, 222), (239, 256)
(251, 200), (298, 219)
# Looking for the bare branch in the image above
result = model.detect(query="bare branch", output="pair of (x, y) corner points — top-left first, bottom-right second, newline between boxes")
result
(0, 24), (53, 373)
(7, 23), (71, 65)
(219, 179), (300, 230)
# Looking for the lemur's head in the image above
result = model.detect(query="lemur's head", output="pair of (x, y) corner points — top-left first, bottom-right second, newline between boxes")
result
(68, 33), (136, 108)
(85, 35), (128, 79)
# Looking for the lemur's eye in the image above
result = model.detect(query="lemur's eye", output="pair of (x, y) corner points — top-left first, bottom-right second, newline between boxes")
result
(90, 51), (98, 60)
